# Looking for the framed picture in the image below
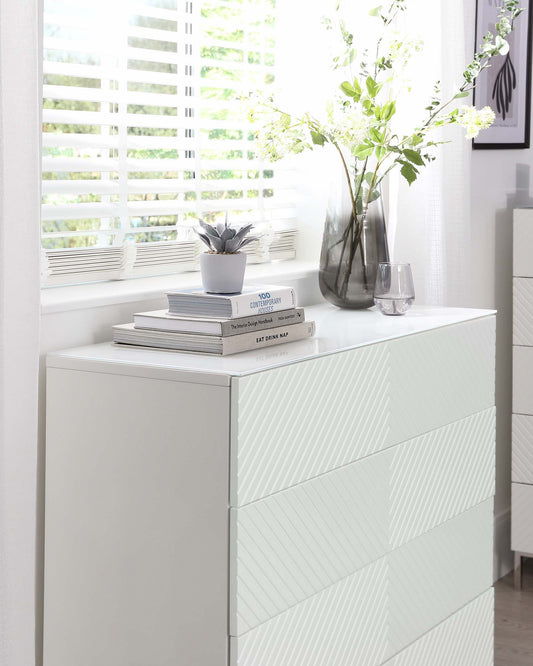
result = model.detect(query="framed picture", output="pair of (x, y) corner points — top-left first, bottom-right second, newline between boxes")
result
(473, 0), (532, 149)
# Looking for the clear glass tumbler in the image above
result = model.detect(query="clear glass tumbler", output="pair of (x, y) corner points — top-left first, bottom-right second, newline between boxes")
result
(374, 262), (415, 316)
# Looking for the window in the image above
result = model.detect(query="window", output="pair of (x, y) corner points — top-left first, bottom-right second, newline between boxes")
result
(42, 0), (297, 285)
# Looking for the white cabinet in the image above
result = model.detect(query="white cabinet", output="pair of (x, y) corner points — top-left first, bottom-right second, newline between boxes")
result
(512, 209), (533, 586)
(44, 304), (496, 666)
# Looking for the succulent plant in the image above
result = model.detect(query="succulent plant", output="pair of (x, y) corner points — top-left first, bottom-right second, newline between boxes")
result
(195, 215), (259, 254)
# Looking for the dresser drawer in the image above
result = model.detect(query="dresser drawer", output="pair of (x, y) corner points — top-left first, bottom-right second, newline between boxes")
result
(513, 346), (533, 415)
(384, 589), (494, 666)
(387, 499), (493, 658)
(229, 449), (391, 636)
(390, 408), (495, 549)
(512, 482), (533, 553)
(512, 415), (533, 483)
(230, 501), (493, 666)
(231, 317), (495, 506)
(230, 558), (389, 666)
(514, 209), (533, 277)
(513, 278), (533, 345)
(230, 410), (495, 636)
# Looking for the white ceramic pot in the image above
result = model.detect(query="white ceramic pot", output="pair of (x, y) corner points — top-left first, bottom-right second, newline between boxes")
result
(200, 252), (247, 294)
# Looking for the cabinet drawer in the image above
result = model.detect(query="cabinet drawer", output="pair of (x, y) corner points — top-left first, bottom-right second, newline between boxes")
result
(230, 410), (495, 636)
(390, 408), (495, 549)
(513, 346), (533, 415)
(513, 278), (533, 345)
(230, 450), (391, 636)
(512, 482), (533, 553)
(230, 558), (389, 666)
(387, 499), (493, 658)
(514, 209), (533, 277)
(384, 589), (494, 666)
(231, 317), (495, 506)
(512, 415), (533, 483)
(230, 501), (493, 666)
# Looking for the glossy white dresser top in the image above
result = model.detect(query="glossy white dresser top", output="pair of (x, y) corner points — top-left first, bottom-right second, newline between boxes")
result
(47, 304), (496, 385)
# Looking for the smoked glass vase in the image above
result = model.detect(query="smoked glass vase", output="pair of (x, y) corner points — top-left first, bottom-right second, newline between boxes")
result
(319, 177), (389, 309)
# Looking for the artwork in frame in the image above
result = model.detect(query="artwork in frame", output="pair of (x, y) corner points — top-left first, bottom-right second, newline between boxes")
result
(474, 0), (532, 149)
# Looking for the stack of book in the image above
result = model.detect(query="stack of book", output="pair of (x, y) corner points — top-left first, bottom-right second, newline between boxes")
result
(112, 285), (316, 356)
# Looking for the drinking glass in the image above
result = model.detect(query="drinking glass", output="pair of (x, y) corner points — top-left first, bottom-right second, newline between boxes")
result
(374, 262), (415, 316)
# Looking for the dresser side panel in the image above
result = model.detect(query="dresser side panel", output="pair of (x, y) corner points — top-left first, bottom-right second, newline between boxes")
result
(44, 368), (230, 666)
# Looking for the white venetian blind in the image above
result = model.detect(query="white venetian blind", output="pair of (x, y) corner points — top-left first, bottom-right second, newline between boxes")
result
(42, 0), (297, 285)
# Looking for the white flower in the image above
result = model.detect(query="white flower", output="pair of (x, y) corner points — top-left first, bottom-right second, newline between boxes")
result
(457, 105), (496, 139)
(323, 100), (371, 149)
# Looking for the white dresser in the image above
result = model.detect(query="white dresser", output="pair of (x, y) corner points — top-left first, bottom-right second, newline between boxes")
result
(44, 304), (496, 666)
(512, 209), (533, 586)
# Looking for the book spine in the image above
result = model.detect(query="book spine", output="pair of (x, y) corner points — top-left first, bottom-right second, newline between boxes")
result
(220, 308), (305, 337)
(230, 287), (296, 318)
(221, 321), (315, 355)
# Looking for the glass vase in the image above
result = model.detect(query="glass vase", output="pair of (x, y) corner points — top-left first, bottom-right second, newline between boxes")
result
(319, 175), (389, 309)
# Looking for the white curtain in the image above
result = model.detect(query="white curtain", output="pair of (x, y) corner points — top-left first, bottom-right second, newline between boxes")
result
(391, 0), (473, 307)
(0, 0), (41, 664)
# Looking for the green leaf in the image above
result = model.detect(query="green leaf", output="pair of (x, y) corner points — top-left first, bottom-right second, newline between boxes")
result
(403, 149), (425, 166)
(401, 163), (418, 186)
(411, 134), (424, 146)
(454, 91), (470, 99)
(354, 143), (374, 159)
(368, 188), (381, 202)
(340, 81), (356, 97)
(362, 98), (373, 113)
(369, 128), (383, 143)
(374, 106), (382, 121)
(375, 145), (387, 161)
(310, 131), (326, 146)
(369, 5), (382, 16)
(352, 78), (362, 97)
(366, 76), (378, 98)
(382, 101), (396, 121)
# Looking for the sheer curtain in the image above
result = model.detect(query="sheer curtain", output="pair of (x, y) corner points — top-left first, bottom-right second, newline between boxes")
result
(0, 0), (41, 664)
(390, 0), (473, 307)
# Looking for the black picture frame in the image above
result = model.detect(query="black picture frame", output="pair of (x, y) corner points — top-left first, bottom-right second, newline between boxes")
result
(473, 0), (532, 150)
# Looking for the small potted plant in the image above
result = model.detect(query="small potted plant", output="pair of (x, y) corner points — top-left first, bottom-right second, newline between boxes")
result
(195, 216), (258, 294)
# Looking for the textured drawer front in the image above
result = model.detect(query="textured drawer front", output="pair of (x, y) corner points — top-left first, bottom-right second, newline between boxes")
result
(230, 558), (389, 666)
(388, 317), (495, 447)
(231, 409), (495, 635)
(513, 346), (533, 415)
(232, 317), (495, 506)
(385, 589), (494, 666)
(230, 450), (390, 635)
(387, 499), (493, 658)
(512, 415), (533, 483)
(514, 209), (533, 277)
(231, 343), (390, 506)
(513, 278), (533, 345)
(390, 408), (495, 548)
(512, 483), (533, 553)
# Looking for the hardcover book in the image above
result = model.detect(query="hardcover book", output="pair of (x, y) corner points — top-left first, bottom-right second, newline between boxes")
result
(166, 284), (296, 319)
(134, 308), (305, 337)
(113, 320), (315, 356)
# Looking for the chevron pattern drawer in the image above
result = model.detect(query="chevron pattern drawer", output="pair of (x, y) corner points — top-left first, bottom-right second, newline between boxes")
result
(232, 317), (495, 506)
(230, 558), (390, 666)
(512, 483), (533, 553)
(387, 500), (493, 658)
(384, 589), (494, 666)
(514, 279), (533, 346)
(388, 318), (495, 447)
(230, 409), (495, 635)
(230, 501), (493, 666)
(230, 449), (391, 635)
(512, 415), (533, 483)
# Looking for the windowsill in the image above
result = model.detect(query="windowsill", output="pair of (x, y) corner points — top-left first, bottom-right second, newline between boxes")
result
(40, 260), (319, 315)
